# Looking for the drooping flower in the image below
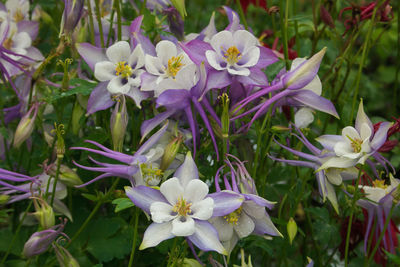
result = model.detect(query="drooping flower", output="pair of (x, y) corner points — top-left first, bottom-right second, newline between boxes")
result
(59, 0), (84, 39)
(125, 152), (244, 254)
(210, 155), (282, 253)
(316, 100), (391, 170)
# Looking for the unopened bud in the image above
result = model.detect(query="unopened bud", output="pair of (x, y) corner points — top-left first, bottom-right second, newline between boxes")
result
(0, 194), (10, 204)
(51, 123), (65, 158)
(33, 198), (55, 229)
(160, 135), (183, 171)
(54, 243), (80, 267)
(48, 163), (82, 187)
(287, 217), (297, 245)
(170, 0), (187, 19)
(13, 104), (39, 148)
(163, 7), (184, 40)
(271, 125), (291, 132)
(320, 5), (335, 28)
(111, 96), (128, 152)
(59, 0), (84, 38)
(23, 223), (65, 258)
(219, 93), (230, 139)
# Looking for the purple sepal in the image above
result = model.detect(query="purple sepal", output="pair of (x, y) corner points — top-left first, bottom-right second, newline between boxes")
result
(208, 191), (244, 216)
(257, 46), (279, 68)
(187, 220), (224, 253)
(371, 122), (391, 150)
(206, 69), (231, 91)
(129, 16), (156, 56)
(290, 90), (339, 118)
(86, 82), (114, 115)
(243, 194), (275, 209)
(17, 21), (39, 40)
(157, 89), (191, 109)
(223, 6), (244, 32)
(236, 67), (268, 86)
(179, 40), (211, 66)
(137, 121), (169, 155)
(174, 151), (199, 188)
(125, 185), (167, 214)
(282, 57), (322, 90)
(76, 43), (107, 71)
(141, 110), (175, 138)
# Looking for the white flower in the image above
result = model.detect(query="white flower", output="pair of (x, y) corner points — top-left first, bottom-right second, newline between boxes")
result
(360, 175), (400, 204)
(94, 41), (147, 107)
(205, 30), (260, 76)
(143, 40), (196, 97)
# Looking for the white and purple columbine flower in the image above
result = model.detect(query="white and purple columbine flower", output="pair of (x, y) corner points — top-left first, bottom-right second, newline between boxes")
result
(210, 155), (282, 253)
(141, 40), (195, 97)
(316, 100), (392, 170)
(125, 153), (244, 254)
(270, 126), (358, 212)
(94, 41), (148, 106)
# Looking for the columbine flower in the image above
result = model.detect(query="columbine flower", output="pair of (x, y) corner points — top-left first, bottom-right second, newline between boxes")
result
(210, 155), (282, 253)
(357, 174), (400, 265)
(59, 0), (84, 39)
(94, 41), (148, 107)
(72, 122), (171, 187)
(141, 40), (195, 97)
(270, 126), (358, 212)
(0, 0), (30, 22)
(316, 100), (392, 170)
(125, 153), (244, 254)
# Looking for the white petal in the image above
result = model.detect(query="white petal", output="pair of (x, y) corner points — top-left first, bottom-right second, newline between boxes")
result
(294, 108), (314, 129)
(209, 30), (233, 54)
(334, 141), (360, 158)
(242, 201), (265, 219)
(150, 202), (175, 223)
(233, 30), (258, 54)
(302, 75), (322, 95)
(326, 182), (339, 214)
(174, 152), (199, 188)
(183, 179), (209, 203)
(106, 41), (131, 63)
(227, 66), (250, 76)
(209, 217), (234, 242)
(325, 168), (342, 186)
(129, 44), (145, 70)
(237, 46), (259, 68)
(13, 32), (31, 49)
(191, 197), (214, 220)
(355, 99), (373, 133)
(107, 76), (130, 94)
(139, 222), (174, 250)
(145, 55), (165, 75)
(359, 123), (372, 141)
(206, 50), (226, 71)
(94, 61), (116, 81)
(233, 212), (255, 238)
(171, 216), (195, 236)
(290, 58), (306, 70)
(160, 177), (184, 205)
(156, 40), (177, 66)
(341, 126), (360, 140)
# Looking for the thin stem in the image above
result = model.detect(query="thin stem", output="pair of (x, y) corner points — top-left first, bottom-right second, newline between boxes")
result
(280, 0), (290, 70)
(394, 1), (400, 114)
(128, 208), (140, 267)
(350, 2), (381, 123)
(1, 202), (32, 264)
(86, 0), (96, 45)
(94, 0), (105, 48)
(235, 0), (248, 30)
(367, 204), (396, 264)
(115, 0), (122, 41)
(50, 158), (62, 207)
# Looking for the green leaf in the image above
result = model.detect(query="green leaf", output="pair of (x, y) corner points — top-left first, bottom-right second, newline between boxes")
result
(112, 198), (135, 213)
(81, 193), (98, 201)
(45, 78), (97, 103)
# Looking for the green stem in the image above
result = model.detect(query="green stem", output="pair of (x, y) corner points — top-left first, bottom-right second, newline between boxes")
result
(1, 202), (32, 264)
(115, 0), (122, 41)
(235, 0), (248, 30)
(128, 208), (140, 267)
(50, 158), (62, 207)
(349, 2), (381, 124)
(394, 1), (400, 114)
(94, 0), (105, 48)
(280, 0), (290, 70)
(86, 0), (96, 45)
(367, 204), (396, 265)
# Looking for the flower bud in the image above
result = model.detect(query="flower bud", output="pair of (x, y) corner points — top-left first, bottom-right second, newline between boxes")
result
(163, 7), (184, 41)
(23, 223), (65, 258)
(13, 104), (39, 148)
(271, 125), (291, 132)
(0, 194), (10, 204)
(111, 96), (128, 152)
(220, 93), (230, 139)
(54, 243), (80, 267)
(170, 0), (187, 19)
(283, 47), (326, 90)
(33, 198), (55, 229)
(160, 135), (183, 171)
(287, 217), (297, 245)
(48, 163), (82, 187)
(59, 0), (84, 38)
(320, 5), (335, 28)
(51, 123), (65, 158)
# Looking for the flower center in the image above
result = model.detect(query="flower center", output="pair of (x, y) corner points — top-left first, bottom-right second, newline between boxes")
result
(3, 38), (13, 50)
(172, 197), (192, 217)
(166, 55), (184, 78)
(140, 163), (163, 186)
(223, 46), (241, 65)
(115, 61), (132, 78)
(372, 179), (388, 189)
(346, 135), (363, 153)
(223, 206), (242, 225)
(14, 9), (24, 22)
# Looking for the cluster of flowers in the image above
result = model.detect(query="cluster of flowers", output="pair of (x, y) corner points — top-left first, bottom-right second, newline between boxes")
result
(0, 0), (399, 265)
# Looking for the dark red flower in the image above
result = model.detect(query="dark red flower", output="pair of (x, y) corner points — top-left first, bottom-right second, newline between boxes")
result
(240, 0), (268, 13)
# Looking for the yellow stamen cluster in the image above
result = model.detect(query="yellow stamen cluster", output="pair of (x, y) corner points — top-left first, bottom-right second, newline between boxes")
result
(115, 61), (133, 78)
(172, 197), (192, 217)
(3, 38), (13, 50)
(223, 206), (242, 225)
(223, 46), (241, 65)
(373, 179), (388, 189)
(346, 135), (363, 153)
(14, 9), (24, 22)
(140, 163), (163, 185)
(166, 55), (184, 78)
